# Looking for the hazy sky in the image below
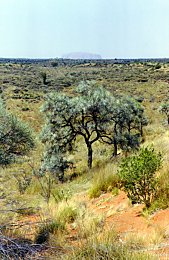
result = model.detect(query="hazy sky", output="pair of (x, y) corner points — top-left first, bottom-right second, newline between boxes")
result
(1, 0), (169, 58)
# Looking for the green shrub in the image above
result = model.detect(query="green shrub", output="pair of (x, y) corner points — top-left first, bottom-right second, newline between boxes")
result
(118, 147), (162, 208)
(0, 99), (35, 165)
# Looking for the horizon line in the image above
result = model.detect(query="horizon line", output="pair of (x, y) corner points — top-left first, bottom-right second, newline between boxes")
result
(1, 57), (169, 60)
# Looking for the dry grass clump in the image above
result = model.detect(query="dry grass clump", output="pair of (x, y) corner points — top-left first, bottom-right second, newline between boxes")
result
(64, 229), (155, 260)
(75, 209), (105, 240)
(88, 163), (120, 198)
(149, 226), (167, 245)
(147, 167), (169, 213)
(34, 220), (65, 244)
(123, 233), (148, 250)
(41, 198), (80, 226)
(56, 205), (78, 224)
(123, 228), (167, 249)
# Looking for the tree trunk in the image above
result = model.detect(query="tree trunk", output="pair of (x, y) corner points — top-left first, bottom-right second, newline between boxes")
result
(87, 143), (93, 169)
(113, 137), (118, 157)
(113, 125), (118, 157)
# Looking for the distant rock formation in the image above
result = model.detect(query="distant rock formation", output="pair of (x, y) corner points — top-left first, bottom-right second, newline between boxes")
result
(62, 52), (102, 59)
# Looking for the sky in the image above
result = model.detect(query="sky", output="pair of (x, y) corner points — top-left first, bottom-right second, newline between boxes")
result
(1, 0), (169, 59)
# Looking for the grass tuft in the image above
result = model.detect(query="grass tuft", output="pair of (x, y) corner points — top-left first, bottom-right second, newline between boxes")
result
(88, 164), (120, 198)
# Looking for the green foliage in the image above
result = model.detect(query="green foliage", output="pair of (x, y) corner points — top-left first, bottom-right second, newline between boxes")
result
(88, 186), (102, 198)
(40, 147), (70, 182)
(41, 82), (147, 175)
(98, 95), (147, 157)
(0, 99), (35, 166)
(118, 147), (162, 207)
(41, 82), (111, 171)
(41, 81), (114, 169)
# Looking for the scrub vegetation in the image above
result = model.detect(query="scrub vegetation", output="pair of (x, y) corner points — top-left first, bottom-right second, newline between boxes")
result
(0, 59), (169, 259)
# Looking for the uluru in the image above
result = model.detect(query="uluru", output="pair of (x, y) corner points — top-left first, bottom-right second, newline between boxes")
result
(62, 52), (102, 59)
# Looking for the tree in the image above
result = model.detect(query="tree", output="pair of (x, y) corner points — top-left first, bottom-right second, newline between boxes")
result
(41, 82), (147, 175)
(120, 97), (148, 137)
(118, 147), (162, 208)
(100, 97), (147, 156)
(118, 132), (140, 157)
(159, 103), (169, 124)
(40, 146), (69, 182)
(0, 100), (35, 165)
(41, 82), (113, 170)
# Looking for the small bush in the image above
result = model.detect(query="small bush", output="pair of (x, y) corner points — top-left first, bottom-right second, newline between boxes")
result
(51, 61), (58, 67)
(155, 64), (161, 70)
(118, 146), (162, 208)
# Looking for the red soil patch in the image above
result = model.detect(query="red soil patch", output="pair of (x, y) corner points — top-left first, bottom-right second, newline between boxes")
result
(18, 191), (169, 259)
(87, 192), (147, 233)
(152, 209), (169, 226)
(87, 191), (169, 233)
(83, 191), (169, 259)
